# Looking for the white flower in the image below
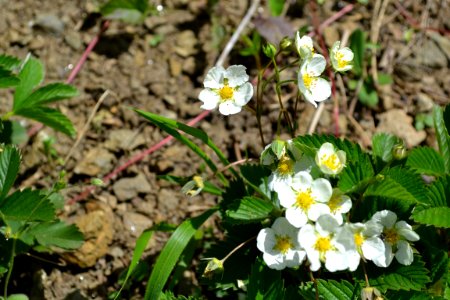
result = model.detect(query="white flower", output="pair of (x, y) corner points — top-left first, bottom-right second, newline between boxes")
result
(298, 54), (331, 107)
(327, 189), (352, 225)
(338, 221), (385, 271)
(181, 175), (204, 197)
(330, 41), (354, 72)
(256, 217), (306, 270)
(261, 139), (301, 166)
(298, 214), (351, 272)
(315, 142), (346, 175)
(278, 171), (332, 228)
(370, 210), (420, 267)
(198, 65), (253, 115)
(295, 32), (314, 60)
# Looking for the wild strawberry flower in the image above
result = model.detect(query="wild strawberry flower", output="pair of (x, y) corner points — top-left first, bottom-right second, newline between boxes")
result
(299, 214), (352, 272)
(295, 32), (314, 60)
(181, 175), (204, 197)
(315, 142), (346, 175)
(278, 171), (332, 228)
(339, 221), (385, 271)
(257, 217), (306, 270)
(330, 41), (354, 72)
(370, 210), (420, 267)
(327, 189), (352, 225)
(298, 54), (331, 107)
(198, 65), (253, 115)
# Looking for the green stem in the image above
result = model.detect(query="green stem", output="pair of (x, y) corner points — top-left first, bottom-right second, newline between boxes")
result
(4, 238), (17, 298)
(1, 111), (14, 121)
(271, 57), (294, 136)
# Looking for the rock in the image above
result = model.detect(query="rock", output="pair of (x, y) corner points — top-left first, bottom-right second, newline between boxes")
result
(74, 148), (115, 176)
(122, 211), (153, 237)
(63, 206), (114, 268)
(174, 30), (197, 57)
(104, 129), (146, 151)
(182, 56), (196, 74)
(429, 32), (450, 61)
(33, 14), (65, 35)
(416, 40), (447, 68)
(169, 55), (183, 76)
(415, 93), (434, 112)
(65, 31), (82, 50)
(376, 109), (426, 147)
(112, 173), (152, 201)
(323, 26), (339, 48)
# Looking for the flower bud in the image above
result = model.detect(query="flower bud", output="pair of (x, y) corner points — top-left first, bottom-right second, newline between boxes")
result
(392, 144), (407, 160)
(280, 37), (293, 51)
(262, 43), (277, 58)
(202, 257), (224, 278)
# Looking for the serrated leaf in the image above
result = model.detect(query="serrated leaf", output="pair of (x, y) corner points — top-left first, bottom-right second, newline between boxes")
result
(0, 144), (20, 201)
(144, 208), (217, 300)
(15, 83), (78, 110)
(0, 54), (21, 70)
(0, 189), (55, 223)
(14, 106), (75, 137)
(248, 258), (285, 299)
(240, 164), (271, 199)
(433, 106), (450, 173)
(358, 81), (379, 107)
(0, 68), (20, 88)
(444, 104), (450, 136)
(225, 197), (273, 224)
(370, 255), (431, 291)
(14, 56), (44, 108)
(317, 279), (358, 300)
(28, 221), (83, 249)
(100, 0), (148, 23)
(387, 290), (444, 300)
(372, 132), (402, 163)
(412, 207), (450, 228)
(407, 147), (445, 176)
(425, 175), (450, 207)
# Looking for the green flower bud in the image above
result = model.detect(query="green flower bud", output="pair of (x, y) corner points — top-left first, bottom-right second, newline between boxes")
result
(280, 37), (293, 52)
(202, 257), (224, 278)
(392, 144), (407, 160)
(262, 43), (277, 58)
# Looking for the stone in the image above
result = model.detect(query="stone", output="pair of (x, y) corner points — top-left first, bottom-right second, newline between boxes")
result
(112, 173), (152, 201)
(415, 93), (434, 112)
(74, 148), (115, 176)
(33, 14), (65, 35)
(122, 211), (153, 237)
(174, 30), (197, 57)
(65, 31), (82, 50)
(429, 32), (450, 61)
(416, 40), (447, 69)
(104, 129), (146, 151)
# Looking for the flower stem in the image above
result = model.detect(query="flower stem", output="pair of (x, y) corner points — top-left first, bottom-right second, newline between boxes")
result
(361, 260), (370, 287)
(4, 238), (17, 299)
(222, 236), (256, 263)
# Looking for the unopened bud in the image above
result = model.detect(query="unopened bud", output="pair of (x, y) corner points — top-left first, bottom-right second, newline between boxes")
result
(361, 286), (383, 300)
(202, 257), (224, 278)
(91, 178), (105, 187)
(392, 144), (407, 160)
(280, 37), (293, 51)
(262, 43), (277, 58)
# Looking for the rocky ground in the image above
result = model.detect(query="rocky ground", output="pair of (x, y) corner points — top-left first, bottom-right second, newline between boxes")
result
(0, 0), (449, 298)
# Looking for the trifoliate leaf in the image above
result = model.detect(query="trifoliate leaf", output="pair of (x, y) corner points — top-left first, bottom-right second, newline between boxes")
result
(372, 132), (403, 163)
(0, 68), (20, 88)
(17, 83), (78, 109)
(27, 221), (83, 249)
(225, 197), (274, 224)
(406, 147), (445, 176)
(0, 144), (20, 201)
(0, 54), (21, 71)
(317, 279), (359, 300)
(14, 56), (44, 108)
(248, 257), (285, 299)
(412, 206), (450, 228)
(425, 175), (450, 207)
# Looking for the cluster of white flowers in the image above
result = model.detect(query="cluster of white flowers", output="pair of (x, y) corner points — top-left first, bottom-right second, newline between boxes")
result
(257, 141), (420, 272)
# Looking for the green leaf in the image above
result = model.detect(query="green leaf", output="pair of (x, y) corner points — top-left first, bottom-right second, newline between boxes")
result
(28, 221), (83, 249)
(248, 257), (285, 299)
(370, 255), (431, 292)
(378, 72), (393, 85)
(387, 290), (445, 300)
(412, 207), (450, 228)
(0, 54), (21, 70)
(0, 144), (21, 201)
(0, 189), (55, 224)
(358, 80), (379, 107)
(317, 279), (358, 300)
(100, 0), (149, 24)
(406, 147), (446, 176)
(372, 132), (402, 163)
(349, 29), (365, 76)
(16, 83), (78, 109)
(268, 0), (284, 16)
(158, 174), (223, 196)
(144, 208), (217, 300)
(225, 197), (273, 224)
(0, 68), (20, 88)
(14, 56), (44, 108)
(14, 106), (75, 137)
(425, 175), (450, 207)
(444, 104), (450, 135)
(6, 294), (29, 300)
(240, 164), (271, 200)
(0, 120), (28, 145)
(433, 106), (450, 173)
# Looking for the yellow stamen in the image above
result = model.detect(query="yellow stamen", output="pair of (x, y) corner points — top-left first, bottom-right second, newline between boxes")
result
(384, 228), (399, 244)
(354, 233), (364, 247)
(274, 235), (293, 254)
(302, 73), (314, 89)
(193, 175), (204, 189)
(336, 52), (348, 69)
(295, 188), (315, 210)
(314, 236), (332, 252)
(219, 85), (234, 100)
(277, 155), (294, 176)
(321, 153), (339, 171)
(327, 195), (341, 212)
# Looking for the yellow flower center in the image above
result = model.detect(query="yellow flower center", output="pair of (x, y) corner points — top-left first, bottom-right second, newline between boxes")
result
(295, 188), (315, 210)
(314, 236), (332, 252)
(321, 153), (339, 171)
(354, 232), (365, 247)
(277, 155), (294, 176)
(384, 228), (399, 244)
(193, 176), (204, 189)
(336, 52), (348, 69)
(327, 195), (341, 213)
(302, 73), (314, 89)
(274, 235), (294, 254)
(219, 85), (234, 100)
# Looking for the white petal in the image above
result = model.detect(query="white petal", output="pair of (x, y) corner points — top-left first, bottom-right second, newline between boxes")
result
(225, 65), (249, 87)
(395, 240), (414, 265)
(233, 82), (253, 105)
(218, 101), (242, 115)
(338, 196), (352, 213)
(372, 242), (393, 267)
(306, 249), (321, 271)
(395, 221), (420, 241)
(316, 214), (339, 235)
(302, 89), (319, 107)
(278, 185), (297, 208)
(292, 171), (313, 190)
(346, 250), (361, 271)
(298, 224), (316, 249)
(272, 217), (295, 235)
(309, 78), (331, 102)
(372, 210), (397, 228)
(325, 250), (348, 272)
(330, 212), (344, 225)
(317, 143), (335, 159)
(361, 237), (385, 260)
(257, 228), (276, 253)
(203, 66), (225, 88)
(199, 89), (220, 109)
(297, 69), (308, 94)
(308, 203), (331, 222)
(263, 253), (286, 270)
(306, 54), (326, 76)
(286, 207), (308, 228)
(364, 220), (383, 237)
(285, 250), (306, 268)
(340, 48), (354, 61)
(311, 178), (333, 203)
